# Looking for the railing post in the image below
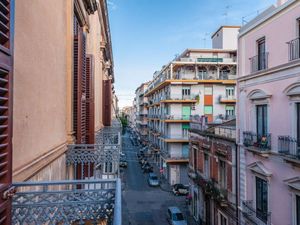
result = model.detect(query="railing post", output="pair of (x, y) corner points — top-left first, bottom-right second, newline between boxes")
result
(113, 178), (122, 225)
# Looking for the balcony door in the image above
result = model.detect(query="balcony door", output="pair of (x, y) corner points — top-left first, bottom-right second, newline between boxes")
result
(0, 1), (13, 224)
(257, 38), (266, 70)
(182, 105), (191, 120)
(256, 177), (268, 222)
(256, 104), (268, 137)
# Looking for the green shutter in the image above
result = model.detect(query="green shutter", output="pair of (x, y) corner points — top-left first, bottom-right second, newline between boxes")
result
(182, 124), (190, 129)
(204, 106), (213, 114)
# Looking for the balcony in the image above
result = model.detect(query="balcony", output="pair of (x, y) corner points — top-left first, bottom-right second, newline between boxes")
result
(250, 52), (269, 73)
(288, 37), (300, 61)
(243, 131), (271, 154)
(162, 114), (191, 122)
(160, 150), (189, 163)
(160, 94), (198, 103)
(218, 95), (236, 104)
(12, 123), (122, 225)
(160, 134), (189, 143)
(278, 135), (300, 164)
(242, 200), (271, 225)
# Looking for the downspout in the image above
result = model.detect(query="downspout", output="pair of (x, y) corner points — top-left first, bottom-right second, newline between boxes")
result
(235, 142), (239, 225)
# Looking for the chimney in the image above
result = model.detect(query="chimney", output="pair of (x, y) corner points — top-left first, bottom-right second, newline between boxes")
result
(277, 0), (288, 6)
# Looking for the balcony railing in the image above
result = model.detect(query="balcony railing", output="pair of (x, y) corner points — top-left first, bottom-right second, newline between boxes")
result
(12, 123), (122, 225)
(250, 52), (269, 73)
(242, 200), (271, 225)
(243, 131), (271, 151)
(12, 179), (121, 225)
(160, 150), (189, 161)
(162, 114), (191, 120)
(288, 37), (300, 61)
(278, 135), (300, 159)
(163, 94), (198, 101)
(218, 95), (236, 103)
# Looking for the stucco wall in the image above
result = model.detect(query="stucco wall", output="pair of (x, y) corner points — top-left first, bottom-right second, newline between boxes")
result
(13, 0), (68, 180)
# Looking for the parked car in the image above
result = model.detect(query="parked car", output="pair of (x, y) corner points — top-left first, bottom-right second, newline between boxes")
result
(148, 173), (160, 187)
(172, 184), (189, 196)
(119, 159), (127, 167)
(143, 165), (153, 173)
(166, 207), (187, 225)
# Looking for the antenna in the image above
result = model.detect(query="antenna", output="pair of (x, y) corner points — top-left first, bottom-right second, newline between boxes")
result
(223, 5), (231, 24)
(202, 33), (209, 48)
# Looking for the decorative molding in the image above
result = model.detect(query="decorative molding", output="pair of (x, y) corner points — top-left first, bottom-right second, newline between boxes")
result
(247, 161), (272, 177)
(284, 82), (300, 96)
(284, 176), (300, 191)
(247, 89), (272, 100)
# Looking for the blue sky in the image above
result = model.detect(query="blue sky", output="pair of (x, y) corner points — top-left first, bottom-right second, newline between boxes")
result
(108, 0), (275, 108)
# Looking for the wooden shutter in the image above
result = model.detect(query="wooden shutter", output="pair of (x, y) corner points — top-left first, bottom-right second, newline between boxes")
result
(0, 0), (13, 224)
(73, 15), (87, 144)
(85, 54), (94, 144)
(103, 79), (111, 126)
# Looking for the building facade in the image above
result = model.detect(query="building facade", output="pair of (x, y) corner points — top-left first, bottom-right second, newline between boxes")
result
(0, 1), (121, 224)
(237, 1), (300, 225)
(145, 26), (239, 185)
(189, 118), (238, 225)
(135, 82), (149, 145)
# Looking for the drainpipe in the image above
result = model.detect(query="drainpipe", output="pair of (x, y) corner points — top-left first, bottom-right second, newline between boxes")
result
(235, 143), (239, 225)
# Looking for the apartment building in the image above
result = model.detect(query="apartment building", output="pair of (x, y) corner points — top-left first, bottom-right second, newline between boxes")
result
(237, 1), (300, 225)
(135, 82), (149, 145)
(145, 26), (239, 185)
(0, 1), (121, 224)
(189, 117), (237, 225)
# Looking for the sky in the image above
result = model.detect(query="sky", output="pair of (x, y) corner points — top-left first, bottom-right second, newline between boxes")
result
(107, 0), (275, 109)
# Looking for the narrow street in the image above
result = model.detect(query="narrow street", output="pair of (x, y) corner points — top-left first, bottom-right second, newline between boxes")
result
(121, 131), (194, 225)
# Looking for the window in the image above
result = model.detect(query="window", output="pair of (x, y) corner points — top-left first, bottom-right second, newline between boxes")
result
(226, 106), (235, 117)
(204, 106), (213, 114)
(297, 103), (300, 148)
(257, 38), (266, 70)
(204, 86), (213, 95)
(219, 160), (226, 189)
(225, 86), (235, 98)
(256, 105), (268, 136)
(218, 212), (228, 225)
(193, 147), (197, 170)
(182, 124), (190, 138)
(204, 153), (210, 178)
(182, 86), (191, 97)
(296, 195), (300, 225)
(256, 177), (268, 222)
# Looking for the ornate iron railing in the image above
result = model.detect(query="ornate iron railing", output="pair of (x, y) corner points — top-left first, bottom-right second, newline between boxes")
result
(242, 200), (271, 225)
(12, 179), (121, 225)
(243, 131), (271, 151)
(12, 124), (122, 225)
(278, 135), (300, 159)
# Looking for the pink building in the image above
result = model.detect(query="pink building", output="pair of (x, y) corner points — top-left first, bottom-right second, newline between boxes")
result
(237, 1), (300, 225)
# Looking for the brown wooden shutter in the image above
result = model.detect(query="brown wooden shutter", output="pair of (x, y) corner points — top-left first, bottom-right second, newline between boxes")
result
(0, 0), (13, 224)
(210, 156), (218, 181)
(197, 150), (203, 173)
(85, 54), (94, 144)
(103, 79), (111, 126)
(73, 16), (87, 144)
(227, 163), (232, 192)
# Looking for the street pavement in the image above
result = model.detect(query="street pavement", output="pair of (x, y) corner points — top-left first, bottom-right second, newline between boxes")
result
(121, 131), (197, 225)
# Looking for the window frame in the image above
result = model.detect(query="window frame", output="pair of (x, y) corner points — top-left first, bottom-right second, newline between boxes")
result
(255, 176), (269, 222)
(256, 104), (268, 136)
(218, 159), (227, 189)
